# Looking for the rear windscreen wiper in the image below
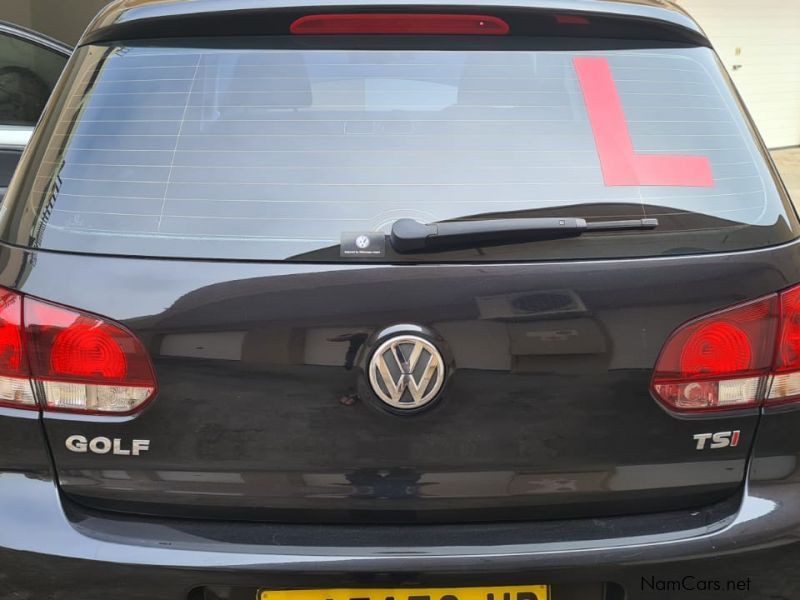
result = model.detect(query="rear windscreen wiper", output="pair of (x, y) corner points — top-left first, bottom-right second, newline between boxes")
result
(390, 217), (659, 253)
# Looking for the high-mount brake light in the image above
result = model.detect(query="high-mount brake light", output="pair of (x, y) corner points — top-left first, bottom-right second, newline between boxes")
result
(0, 287), (156, 415)
(554, 14), (591, 26)
(290, 14), (510, 36)
(651, 283), (800, 412)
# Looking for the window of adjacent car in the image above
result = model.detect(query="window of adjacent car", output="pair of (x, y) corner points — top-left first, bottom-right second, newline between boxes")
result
(0, 30), (65, 128)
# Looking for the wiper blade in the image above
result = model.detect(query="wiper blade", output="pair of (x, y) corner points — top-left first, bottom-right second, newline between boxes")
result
(390, 217), (659, 253)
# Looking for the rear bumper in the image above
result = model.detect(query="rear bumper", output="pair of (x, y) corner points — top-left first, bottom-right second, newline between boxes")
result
(2, 472), (800, 599)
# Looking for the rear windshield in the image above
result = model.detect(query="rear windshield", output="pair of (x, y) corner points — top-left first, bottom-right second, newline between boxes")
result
(2, 40), (796, 262)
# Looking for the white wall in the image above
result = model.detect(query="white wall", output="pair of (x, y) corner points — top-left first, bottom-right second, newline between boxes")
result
(680, 0), (800, 148)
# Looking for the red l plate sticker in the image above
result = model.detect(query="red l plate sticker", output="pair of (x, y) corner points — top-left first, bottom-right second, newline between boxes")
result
(573, 57), (714, 187)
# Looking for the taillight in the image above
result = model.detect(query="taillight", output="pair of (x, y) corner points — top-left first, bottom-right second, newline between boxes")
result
(0, 288), (156, 415)
(0, 291), (36, 410)
(290, 14), (510, 35)
(652, 283), (800, 412)
(768, 285), (800, 404)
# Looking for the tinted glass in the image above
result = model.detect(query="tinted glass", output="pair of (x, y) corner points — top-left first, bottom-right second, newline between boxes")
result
(3, 42), (795, 261)
(0, 31), (65, 126)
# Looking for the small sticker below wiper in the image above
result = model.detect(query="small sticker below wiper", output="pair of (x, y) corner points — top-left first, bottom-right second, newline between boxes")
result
(341, 232), (386, 258)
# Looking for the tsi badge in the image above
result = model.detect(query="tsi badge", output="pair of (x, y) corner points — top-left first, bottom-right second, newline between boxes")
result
(693, 430), (740, 450)
(66, 435), (150, 456)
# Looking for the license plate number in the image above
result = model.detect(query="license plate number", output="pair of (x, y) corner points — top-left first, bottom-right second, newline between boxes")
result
(260, 585), (549, 600)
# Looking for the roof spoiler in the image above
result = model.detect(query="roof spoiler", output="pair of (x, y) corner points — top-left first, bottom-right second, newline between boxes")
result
(81, 1), (710, 47)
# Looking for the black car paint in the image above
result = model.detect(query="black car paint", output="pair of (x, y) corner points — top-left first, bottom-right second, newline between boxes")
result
(2, 239), (800, 597)
(2, 405), (800, 598)
(1, 0), (800, 597)
(0, 242), (775, 522)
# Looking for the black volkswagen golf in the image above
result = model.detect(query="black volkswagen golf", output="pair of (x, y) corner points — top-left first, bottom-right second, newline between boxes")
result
(1, 0), (799, 598)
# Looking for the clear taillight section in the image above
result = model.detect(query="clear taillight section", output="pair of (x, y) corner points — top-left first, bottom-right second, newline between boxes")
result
(652, 283), (800, 412)
(0, 288), (156, 414)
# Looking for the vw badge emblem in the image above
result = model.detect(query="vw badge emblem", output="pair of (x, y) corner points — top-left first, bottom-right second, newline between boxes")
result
(368, 335), (445, 410)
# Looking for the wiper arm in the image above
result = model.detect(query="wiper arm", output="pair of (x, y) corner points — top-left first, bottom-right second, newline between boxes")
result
(390, 217), (659, 253)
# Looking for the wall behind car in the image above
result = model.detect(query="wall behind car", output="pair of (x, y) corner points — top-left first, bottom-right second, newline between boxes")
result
(678, 0), (800, 148)
(0, 0), (110, 45)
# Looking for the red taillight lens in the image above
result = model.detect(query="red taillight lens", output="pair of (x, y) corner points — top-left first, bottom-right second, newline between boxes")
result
(0, 291), (24, 375)
(652, 296), (777, 412)
(767, 286), (800, 405)
(775, 285), (800, 372)
(680, 322), (753, 375)
(50, 322), (128, 380)
(0, 291), (36, 409)
(290, 14), (510, 35)
(0, 288), (156, 415)
(652, 284), (800, 412)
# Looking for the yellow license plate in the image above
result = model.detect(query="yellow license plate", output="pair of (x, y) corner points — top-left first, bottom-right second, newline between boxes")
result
(260, 585), (549, 600)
